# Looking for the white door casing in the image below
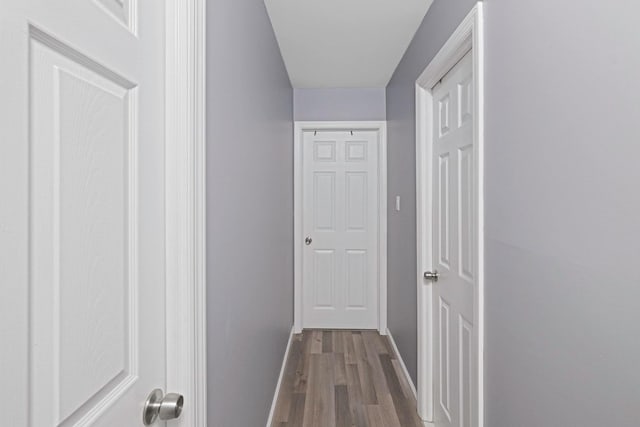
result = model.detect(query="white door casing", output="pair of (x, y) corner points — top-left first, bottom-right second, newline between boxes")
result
(164, 0), (208, 425)
(415, 4), (484, 427)
(0, 0), (207, 425)
(294, 122), (387, 333)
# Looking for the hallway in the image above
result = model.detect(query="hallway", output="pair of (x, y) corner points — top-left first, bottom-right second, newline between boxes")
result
(271, 330), (423, 427)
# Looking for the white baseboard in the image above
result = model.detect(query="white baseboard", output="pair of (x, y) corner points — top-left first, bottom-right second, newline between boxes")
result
(265, 327), (295, 427)
(385, 328), (417, 399)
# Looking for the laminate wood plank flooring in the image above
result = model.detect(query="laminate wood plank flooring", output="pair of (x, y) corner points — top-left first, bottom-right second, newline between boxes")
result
(271, 330), (424, 427)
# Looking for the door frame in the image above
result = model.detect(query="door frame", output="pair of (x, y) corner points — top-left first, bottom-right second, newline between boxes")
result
(293, 121), (388, 334)
(415, 4), (484, 425)
(165, 0), (207, 425)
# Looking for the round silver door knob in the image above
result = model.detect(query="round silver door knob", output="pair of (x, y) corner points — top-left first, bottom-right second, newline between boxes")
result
(423, 270), (440, 282)
(159, 393), (184, 421)
(143, 389), (184, 425)
(305, 237), (312, 245)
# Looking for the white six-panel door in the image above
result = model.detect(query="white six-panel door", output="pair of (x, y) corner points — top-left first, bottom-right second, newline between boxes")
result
(0, 0), (167, 425)
(432, 51), (478, 427)
(302, 130), (379, 330)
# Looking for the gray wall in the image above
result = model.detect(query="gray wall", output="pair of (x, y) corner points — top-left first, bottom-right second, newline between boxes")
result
(388, 0), (640, 424)
(385, 0), (478, 383)
(294, 87), (386, 121)
(206, 0), (293, 425)
(484, 1), (640, 425)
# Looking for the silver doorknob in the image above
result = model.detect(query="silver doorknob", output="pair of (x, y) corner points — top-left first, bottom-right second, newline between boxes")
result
(143, 389), (184, 425)
(424, 270), (439, 282)
(305, 236), (312, 245)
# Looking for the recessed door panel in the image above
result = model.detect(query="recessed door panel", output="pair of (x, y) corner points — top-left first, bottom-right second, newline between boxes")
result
(439, 298), (451, 421)
(345, 250), (367, 308)
(314, 172), (336, 231)
(57, 66), (133, 425)
(439, 94), (451, 137)
(313, 250), (335, 308)
(346, 172), (367, 231)
(94, 0), (137, 33)
(458, 144), (474, 282)
(314, 140), (336, 162)
(458, 77), (473, 127)
(459, 316), (473, 427)
(438, 154), (450, 269)
(345, 141), (368, 162)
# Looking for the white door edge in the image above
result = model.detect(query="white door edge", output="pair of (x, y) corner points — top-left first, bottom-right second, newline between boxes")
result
(165, 0), (208, 425)
(294, 121), (388, 334)
(415, 3), (484, 426)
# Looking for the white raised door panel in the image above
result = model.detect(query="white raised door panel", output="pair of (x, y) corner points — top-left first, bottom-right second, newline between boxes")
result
(302, 130), (379, 329)
(0, 0), (167, 425)
(432, 51), (477, 427)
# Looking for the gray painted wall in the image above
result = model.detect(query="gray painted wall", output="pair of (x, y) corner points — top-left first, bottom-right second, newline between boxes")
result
(385, 0), (478, 384)
(294, 88), (386, 121)
(484, 1), (640, 425)
(206, 0), (293, 425)
(388, 0), (640, 424)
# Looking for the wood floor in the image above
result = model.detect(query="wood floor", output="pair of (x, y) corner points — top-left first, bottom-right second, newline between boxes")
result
(271, 330), (424, 427)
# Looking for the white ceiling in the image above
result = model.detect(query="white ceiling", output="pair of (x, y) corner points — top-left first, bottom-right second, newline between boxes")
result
(264, 0), (433, 88)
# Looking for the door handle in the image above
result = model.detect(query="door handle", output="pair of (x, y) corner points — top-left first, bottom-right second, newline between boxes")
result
(423, 270), (439, 282)
(305, 236), (312, 246)
(143, 389), (184, 425)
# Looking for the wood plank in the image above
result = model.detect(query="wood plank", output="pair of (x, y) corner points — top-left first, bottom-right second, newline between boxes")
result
(365, 405), (385, 427)
(345, 363), (369, 427)
(316, 353), (336, 427)
(334, 384), (351, 427)
(301, 330), (313, 353)
(381, 335), (396, 358)
(376, 393), (402, 427)
(332, 330), (345, 354)
(333, 353), (347, 386)
(378, 354), (404, 400)
(322, 330), (333, 353)
(362, 331), (390, 397)
(287, 393), (306, 427)
(353, 333), (377, 404)
(343, 331), (357, 365)
(301, 354), (320, 427)
(302, 353), (335, 427)
(273, 335), (303, 422)
(293, 332), (312, 393)
(391, 359), (414, 400)
(309, 330), (323, 354)
(362, 331), (389, 355)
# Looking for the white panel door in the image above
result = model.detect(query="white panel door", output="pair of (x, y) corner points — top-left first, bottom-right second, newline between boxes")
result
(431, 52), (478, 427)
(302, 130), (379, 329)
(0, 0), (167, 425)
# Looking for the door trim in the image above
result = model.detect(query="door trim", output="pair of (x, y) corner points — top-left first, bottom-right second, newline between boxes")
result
(415, 4), (484, 425)
(165, 0), (207, 425)
(293, 121), (387, 334)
